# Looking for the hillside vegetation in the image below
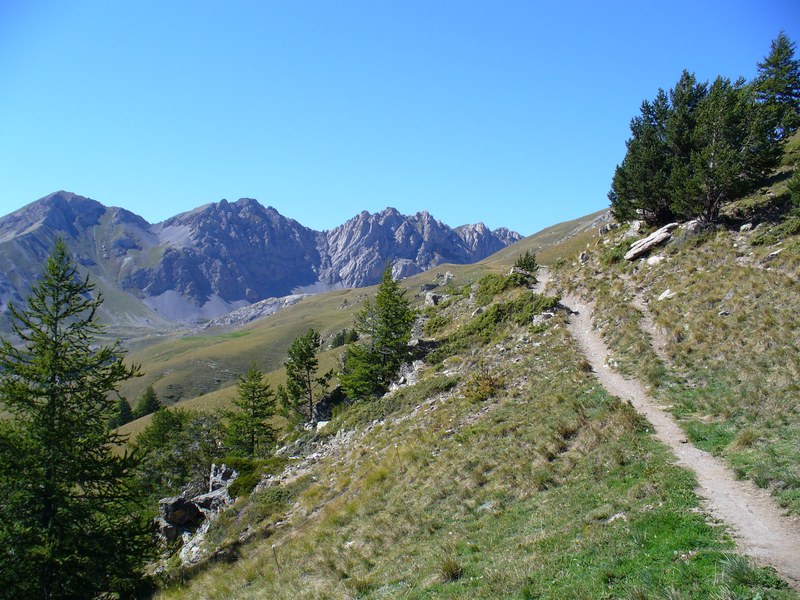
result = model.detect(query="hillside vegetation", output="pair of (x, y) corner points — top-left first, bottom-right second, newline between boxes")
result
(149, 190), (798, 597)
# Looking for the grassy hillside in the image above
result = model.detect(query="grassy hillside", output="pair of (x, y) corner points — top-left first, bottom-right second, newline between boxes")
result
(156, 269), (793, 599)
(146, 194), (798, 597)
(551, 134), (800, 515)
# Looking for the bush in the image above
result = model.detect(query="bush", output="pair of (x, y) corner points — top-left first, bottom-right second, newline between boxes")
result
(463, 365), (504, 402)
(423, 314), (451, 336)
(228, 472), (260, 498)
(751, 216), (800, 245)
(427, 293), (560, 363)
(223, 455), (288, 498)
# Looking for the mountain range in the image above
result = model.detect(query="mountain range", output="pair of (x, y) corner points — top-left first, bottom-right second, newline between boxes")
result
(0, 192), (520, 328)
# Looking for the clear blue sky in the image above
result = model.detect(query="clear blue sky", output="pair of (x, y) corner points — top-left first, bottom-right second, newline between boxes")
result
(1, 1), (798, 235)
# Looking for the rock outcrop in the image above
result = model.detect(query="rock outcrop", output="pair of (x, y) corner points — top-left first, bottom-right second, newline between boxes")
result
(154, 463), (238, 552)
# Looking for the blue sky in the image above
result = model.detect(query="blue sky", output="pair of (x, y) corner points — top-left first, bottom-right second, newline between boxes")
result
(1, 1), (798, 235)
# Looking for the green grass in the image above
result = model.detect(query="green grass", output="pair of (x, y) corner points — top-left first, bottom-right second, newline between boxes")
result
(554, 215), (800, 514)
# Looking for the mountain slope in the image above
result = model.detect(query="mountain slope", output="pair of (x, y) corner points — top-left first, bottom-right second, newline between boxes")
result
(151, 207), (800, 598)
(0, 193), (520, 329)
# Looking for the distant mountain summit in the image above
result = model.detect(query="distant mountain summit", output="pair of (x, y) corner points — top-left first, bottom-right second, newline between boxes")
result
(0, 192), (521, 327)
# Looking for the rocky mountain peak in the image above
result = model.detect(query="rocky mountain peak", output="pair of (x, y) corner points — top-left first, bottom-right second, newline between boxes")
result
(0, 193), (522, 327)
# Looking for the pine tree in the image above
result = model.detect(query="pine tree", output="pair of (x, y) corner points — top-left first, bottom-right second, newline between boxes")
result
(225, 366), (276, 457)
(610, 88), (680, 224)
(373, 266), (416, 378)
(134, 408), (223, 499)
(681, 77), (779, 223)
(755, 31), (800, 141)
(513, 250), (539, 276)
(284, 329), (332, 422)
(340, 266), (415, 400)
(609, 62), (782, 226)
(109, 397), (134, 429)
(133, 384), (161, 419)
(0, 239), (151, 598)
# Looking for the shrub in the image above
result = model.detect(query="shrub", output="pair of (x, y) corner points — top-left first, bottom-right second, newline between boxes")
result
(423, 314), (451, 336)
(463, 366), (504, 403)
(223, 455), (287, 498)
(228, 472), (260, 497)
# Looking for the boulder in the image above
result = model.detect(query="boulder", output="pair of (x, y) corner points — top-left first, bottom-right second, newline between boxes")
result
(624, 223), (679, 260)
(657, 288), (676, 301)
(766, 248), (784, 261)
(425, 292), (442, 306)
(508, 266), (536, 278)
(154, 516), (180, 544)
(682, 220), (701, 234)
(193, 487), (233, 512)
(624, 220), (643, 238)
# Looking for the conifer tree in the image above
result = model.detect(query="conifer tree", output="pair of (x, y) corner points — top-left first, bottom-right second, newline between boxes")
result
(0, 239), (151, 598)
(225, 365), (275, 457)
(109, 397), (134, 429)
(513, 249), (540, 277)
(340, 266), (415, 400)
(284, 329), (332, 422)
(755, 31), (800, 141)
(133, 384), (161, 418)
(682, 77), (779, 223)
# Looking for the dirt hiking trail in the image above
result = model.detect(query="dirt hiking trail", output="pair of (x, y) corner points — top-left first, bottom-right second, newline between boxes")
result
(558, 290), (800, 590)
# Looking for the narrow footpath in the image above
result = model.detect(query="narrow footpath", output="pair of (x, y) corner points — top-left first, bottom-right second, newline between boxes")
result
(561, 292), (800, 590)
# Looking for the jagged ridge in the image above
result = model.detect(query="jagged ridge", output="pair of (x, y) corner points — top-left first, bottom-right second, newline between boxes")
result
(0, 192), (521, 326)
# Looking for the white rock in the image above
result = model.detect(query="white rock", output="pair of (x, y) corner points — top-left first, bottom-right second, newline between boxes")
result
(658, 289), (676, 301)
(624, 223), (679, 260)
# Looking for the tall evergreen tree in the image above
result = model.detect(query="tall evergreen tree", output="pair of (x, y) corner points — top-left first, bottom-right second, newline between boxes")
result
(109, 397), (134, 429)
(133, 384), (161, 419)
(0, 239), (151, 599)
(755, 31), (800, 141)
(609, 91), (673, 224)
(225, 366), (276, 458)
(340, 266), (415, 400)
(682, 77), (780, 223)
(284, 329), (332, 423)
(134, 408), (223, 499)
(609, 53), (785, 226)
